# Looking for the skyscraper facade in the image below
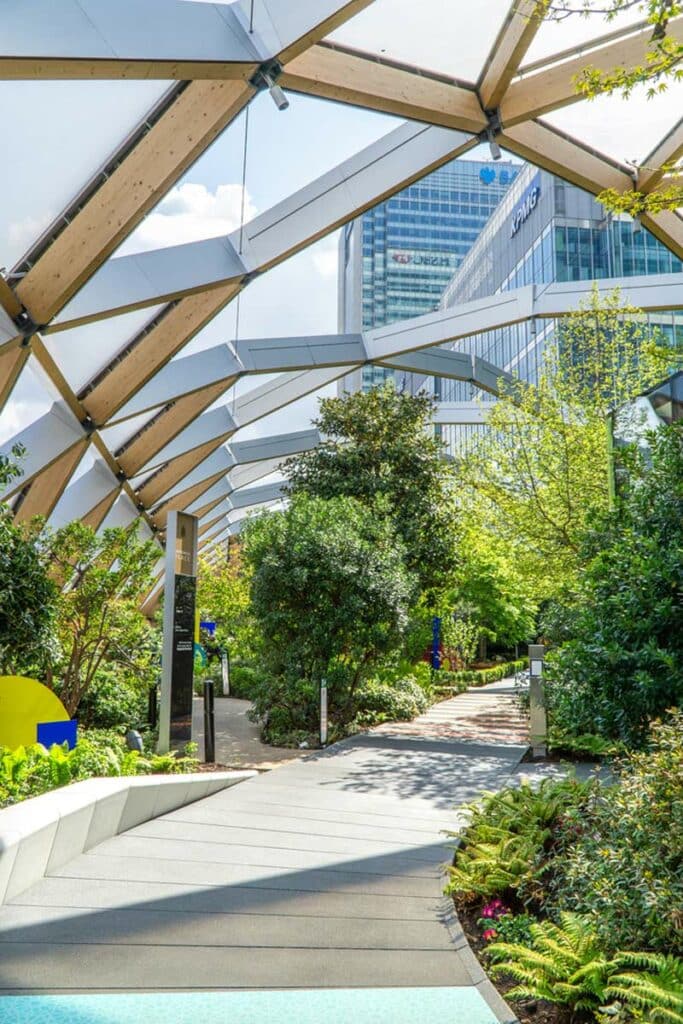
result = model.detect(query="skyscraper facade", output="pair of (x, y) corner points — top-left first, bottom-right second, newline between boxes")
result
(338, 158), (519, 393)
(438, 163), (683, 452)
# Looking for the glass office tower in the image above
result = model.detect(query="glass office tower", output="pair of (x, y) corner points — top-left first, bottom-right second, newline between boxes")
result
(338, 158), (519, 393)
(438, 163), (683, 452)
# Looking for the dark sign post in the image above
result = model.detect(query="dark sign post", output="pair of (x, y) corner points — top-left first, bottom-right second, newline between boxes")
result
(431, 616), (442, 671)
(158, 511), (199, 753)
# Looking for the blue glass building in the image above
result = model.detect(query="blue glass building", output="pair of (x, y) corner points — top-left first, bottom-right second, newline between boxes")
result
(438, 163), (683, 452)
(338, 158), (519, 392)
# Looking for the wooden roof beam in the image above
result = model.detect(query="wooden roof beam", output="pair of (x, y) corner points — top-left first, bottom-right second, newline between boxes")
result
(478, 0), (546, 111)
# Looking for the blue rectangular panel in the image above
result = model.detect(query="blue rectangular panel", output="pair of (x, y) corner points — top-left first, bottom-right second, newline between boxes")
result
(0, 988), (500, 1024)
(36, 719), (77, 750)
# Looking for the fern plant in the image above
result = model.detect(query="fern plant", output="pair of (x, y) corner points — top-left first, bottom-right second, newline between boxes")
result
(488, 913), (618, 1013)
(606, 952), (683, 1024)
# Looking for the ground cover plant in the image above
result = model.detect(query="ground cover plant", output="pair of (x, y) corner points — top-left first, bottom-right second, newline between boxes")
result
(446, 711), (683, 1023)
(0, 730), (200, 809)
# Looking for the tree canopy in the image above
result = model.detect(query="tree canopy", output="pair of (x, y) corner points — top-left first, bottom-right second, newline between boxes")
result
(285, 383), (459, 601)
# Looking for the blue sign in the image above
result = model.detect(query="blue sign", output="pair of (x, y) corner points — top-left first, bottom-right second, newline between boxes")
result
(200, 620), (216, 636)
(431, 617), (442, 670)
(511, 175), (541, 237)
(37, 719), (78, 750)
(479, 167), (513, 186)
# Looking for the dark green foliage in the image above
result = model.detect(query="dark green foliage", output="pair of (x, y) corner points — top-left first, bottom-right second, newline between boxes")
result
(77, 668), (149, 729)
(435, 659), (527, 691)
(243, 494), (416, 737)
(547, 710), (683, 956)
(0, 446), (57, 674)
(546, 425), (683, 744)
(285, 383), (459, 599)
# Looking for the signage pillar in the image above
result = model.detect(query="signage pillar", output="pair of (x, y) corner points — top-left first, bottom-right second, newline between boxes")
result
(158, 511), (199, 754)
(221, 650), (230, 697)
(528, 643), (547, 759)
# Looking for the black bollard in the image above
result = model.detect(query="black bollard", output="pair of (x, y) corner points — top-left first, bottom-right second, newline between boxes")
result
(203, 679), (216, 763)
(147, 685), (158, 729)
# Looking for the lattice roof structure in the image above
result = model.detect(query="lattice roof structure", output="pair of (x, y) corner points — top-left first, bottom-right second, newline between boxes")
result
(0, 0), (681, 599)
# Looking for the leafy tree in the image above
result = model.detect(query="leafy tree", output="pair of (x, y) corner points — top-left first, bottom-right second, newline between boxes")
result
(0, 445), (57, 674)
(44, 522), (160, 716)
(541, 0), (682, 215)
(449, 523), (538, 651)
(242, 494), (416, 729)
(456, 288), (676, 600)
(545, 423), (683, 743)
(285, 383), (459, 601)
(196, 546), (258, 662)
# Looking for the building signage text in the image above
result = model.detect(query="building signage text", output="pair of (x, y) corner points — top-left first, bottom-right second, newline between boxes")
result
(390, 251), (455, 268)
(510, 177), (541, 237)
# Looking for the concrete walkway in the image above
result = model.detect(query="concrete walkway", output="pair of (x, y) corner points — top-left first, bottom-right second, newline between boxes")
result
(373, 678), (529, 746)
(0, 734), (526, 1013)
(192, 696), (302, 769)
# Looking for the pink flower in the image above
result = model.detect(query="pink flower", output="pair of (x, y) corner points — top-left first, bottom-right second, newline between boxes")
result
(483, 928), (498, 941)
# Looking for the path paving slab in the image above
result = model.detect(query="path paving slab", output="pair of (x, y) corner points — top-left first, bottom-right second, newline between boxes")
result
(0, 680), (528, 1023)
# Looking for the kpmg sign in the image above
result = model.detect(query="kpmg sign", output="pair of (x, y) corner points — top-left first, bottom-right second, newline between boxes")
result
(510, 175), (541, 237)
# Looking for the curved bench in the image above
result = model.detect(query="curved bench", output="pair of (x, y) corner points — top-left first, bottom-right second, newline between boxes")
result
(0, 770), (255, 905)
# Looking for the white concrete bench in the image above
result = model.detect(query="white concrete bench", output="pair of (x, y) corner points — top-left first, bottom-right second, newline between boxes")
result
(0, 770), (255, 904)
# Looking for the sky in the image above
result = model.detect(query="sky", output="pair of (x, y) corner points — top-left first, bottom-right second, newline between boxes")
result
(1, 0), (681, 497)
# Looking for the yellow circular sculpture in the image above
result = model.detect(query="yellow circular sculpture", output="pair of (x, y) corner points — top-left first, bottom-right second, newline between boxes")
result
(0, 676), (70, 750)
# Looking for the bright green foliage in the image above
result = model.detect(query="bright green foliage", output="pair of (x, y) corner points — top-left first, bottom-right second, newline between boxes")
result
(0, 733), (199, 809)
(440, 613), (480, 670)
(196, 546), (257, 662)
(435, 659), (527, 692)
(285, 383), (459, 600)
(445, 778), (594, 902)
(488, 913), (618, 1013)
(542, 1), (683, 215)
(449, 525), (538, 649)
(547, 710), (683, 955)
(77, 666), (150, 729)
(44, 522), (160, 716)
(546, 425), (683, 743)
(0, 446), (57, 674)
(242, 494), (416, 736)
(605, 953), (683, 1023)
(457, 288), (677, 601)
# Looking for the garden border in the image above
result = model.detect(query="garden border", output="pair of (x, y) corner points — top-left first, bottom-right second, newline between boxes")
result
(0, 770), (255, 905)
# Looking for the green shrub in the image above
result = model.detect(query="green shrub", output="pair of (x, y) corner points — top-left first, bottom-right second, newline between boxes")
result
(488, 913), (618, 1015)
(434, 658), (526, 694)
(0, 730), (200, 808)
(604, 952), (683, 1024)
(445, 777), (595, 903)
(546, 710), (683, 955)
(77, 669), (148, 729)
(353, 675), (429, 726)
(229, 663), (266, 701)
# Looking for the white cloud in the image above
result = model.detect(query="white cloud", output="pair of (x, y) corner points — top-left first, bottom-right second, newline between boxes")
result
(120, 182), (257, 255)
(7, 212), (54, 257)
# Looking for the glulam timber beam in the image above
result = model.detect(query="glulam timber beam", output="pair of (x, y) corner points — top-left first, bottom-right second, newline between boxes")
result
(15, 82), (254, 325)
(638, 119), (683, 193)
(478, 0), (545, 111)
(281, 44), (486, 133)
(501, 20), (683, 124)
(48, 122), (476, 330)
(81, 284), (241, 426)
(0, 0), (260, 79)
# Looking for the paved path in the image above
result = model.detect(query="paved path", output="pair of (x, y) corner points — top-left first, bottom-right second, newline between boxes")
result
(0, 679), (530, 1021)
(372, 678), (529, 746)
(192, 696), (302, 769)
